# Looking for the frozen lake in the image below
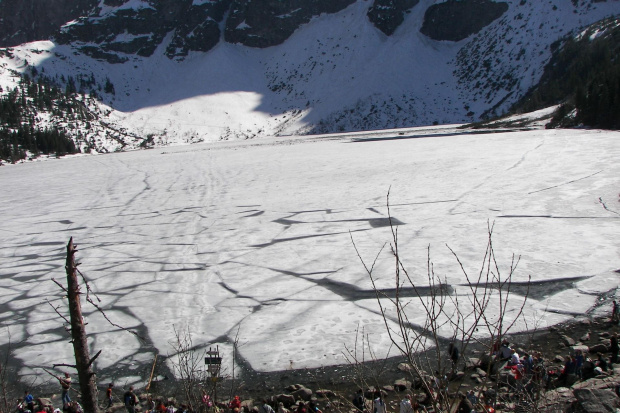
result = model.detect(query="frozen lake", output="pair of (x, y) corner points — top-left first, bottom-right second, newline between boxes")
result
(1, 126), (619, 387)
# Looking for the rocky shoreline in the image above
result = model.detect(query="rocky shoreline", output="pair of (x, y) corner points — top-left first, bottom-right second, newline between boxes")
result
(20, 313), (620, 413)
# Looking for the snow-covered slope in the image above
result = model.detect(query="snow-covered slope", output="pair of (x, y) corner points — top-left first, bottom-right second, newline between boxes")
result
(0, 0), (618, 150)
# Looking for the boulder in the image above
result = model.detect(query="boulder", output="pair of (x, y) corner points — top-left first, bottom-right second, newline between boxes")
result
(571, 345), (589, 355)
(291, 388), (312, 401)
(571, 388), (620, 412)
(275, 394), (295, 406)
(419, 0), (508, 42)
(315, 389), (335, 398)
(397, 363), (412, 373)
(286, 384), (304, 392)
(38, 398), (53, 408)
(465, 357), (480, 369)
(581, 332), (591, 342)
(562, 335), (576, 346)
(393, 379), (412, 391)
(589, 343), (609, 354)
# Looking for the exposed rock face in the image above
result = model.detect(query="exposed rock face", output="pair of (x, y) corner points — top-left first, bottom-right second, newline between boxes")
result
(420, 0), (509, 42)
(55, 0), (231, 62)
(367, 0), (419, 36)
(224, 0), (356, 48)
(0, 0), (98, 47)
(571, 388), (620, 412)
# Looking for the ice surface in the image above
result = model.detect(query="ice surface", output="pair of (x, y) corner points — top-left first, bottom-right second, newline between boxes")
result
(0, 127), (619, 383)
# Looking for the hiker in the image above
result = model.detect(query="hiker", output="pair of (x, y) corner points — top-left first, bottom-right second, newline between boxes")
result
(522, 352), (534, 375)
(457, 392), (473, 413)
(466, 390), (477, 408)
(611, 333), (619, 364)
(508, 349), (520, 366)
(201, 391), (213, 410)
(259, 400), (275, 413)
(498, 340), (512, 361)
(146, 396), (155, 413)
(156, 399), (167, 413)
(575, 349), (584, 378)
(123, 386), (137, 413)
(277, 402), (289, 413)
(399, 393), (413, 413)
(229, 396), (241, 413)
(106, 383), (114, 409)
(449, 342), (459, 368)
(596, 352), (609, 372)
(59, 372), (72, 408)
(433, 370), (448, 398)
(23, 391), (35, 412)
(296, 402), (307, 413)
(373, 391), (386, 413)
(352, 389), (365, 412)
(307, 402), (321, 413)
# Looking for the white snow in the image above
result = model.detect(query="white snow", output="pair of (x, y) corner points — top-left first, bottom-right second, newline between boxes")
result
(0, 127), (619, 386)
(1, 0), (618, 148)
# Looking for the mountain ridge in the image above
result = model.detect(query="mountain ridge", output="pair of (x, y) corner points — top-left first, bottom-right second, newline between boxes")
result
(0, 0), (618, 158)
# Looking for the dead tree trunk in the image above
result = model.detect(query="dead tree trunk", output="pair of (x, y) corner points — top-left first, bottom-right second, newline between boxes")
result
(65, 238), (99, 413)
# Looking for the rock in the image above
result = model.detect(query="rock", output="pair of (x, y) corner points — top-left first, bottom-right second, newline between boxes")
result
(38, 398), (52, 407)
(470, 374), (480, 380)
(581, 332), (591, 342)
(420, 0), (509, 42)
(286, 384), (303, 392)
(571, 345), (589, 354)
(465, 357), (480, 369)
(315, 389), (335, 398)
(225, 0), (356, 48)
(600, 332), (611, 338)
(382, 385), (395, 393)
(367, 0), (419, 36)
(554, 354), (565, 363)
(589, 343), (609, 354)
(562, 335), (576, 346)
(0, 0), (97, 47)
(291, 388), (312, 401)
(397, 362), (412, 373)
(475, 368), (488, 378)
(572, 388), (620, 412)
(393, 379), (412, 391)
(276, 394), (295, 406)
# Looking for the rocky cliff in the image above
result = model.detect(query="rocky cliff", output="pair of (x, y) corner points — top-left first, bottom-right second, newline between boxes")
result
(0, 0), (511, 63)
(0, 0), (98, 47)
(420, 0), (509, 42)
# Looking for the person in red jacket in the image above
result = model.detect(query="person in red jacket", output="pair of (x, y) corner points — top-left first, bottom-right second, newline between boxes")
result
(229, 396), (241, 412)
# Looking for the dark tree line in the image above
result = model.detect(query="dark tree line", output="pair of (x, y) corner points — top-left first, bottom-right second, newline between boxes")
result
(0, 72), (91, 163)
(0, 126), (77, 163)
(512, 16), (620, 130)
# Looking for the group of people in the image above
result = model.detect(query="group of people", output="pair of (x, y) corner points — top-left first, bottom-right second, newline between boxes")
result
(494, 334), (618, 394)
(351, 388), (493, 413)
